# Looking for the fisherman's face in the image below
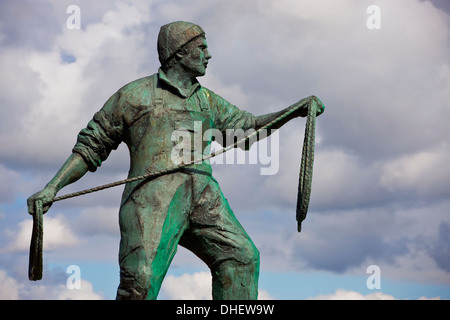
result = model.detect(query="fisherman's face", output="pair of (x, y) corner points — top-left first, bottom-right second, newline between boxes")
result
(180, 36), (212, 77)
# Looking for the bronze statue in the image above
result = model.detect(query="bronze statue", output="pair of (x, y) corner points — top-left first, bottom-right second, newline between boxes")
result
(27, 21), (324, 300)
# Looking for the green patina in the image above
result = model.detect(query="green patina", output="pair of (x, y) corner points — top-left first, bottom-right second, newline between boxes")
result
(27, 21), (324, 299)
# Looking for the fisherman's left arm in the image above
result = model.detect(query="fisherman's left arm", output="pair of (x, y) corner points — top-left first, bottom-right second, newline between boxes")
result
(255, 95), (325, 131)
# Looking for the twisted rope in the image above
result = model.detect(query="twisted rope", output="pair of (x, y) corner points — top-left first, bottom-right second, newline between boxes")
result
(51, 101), (306, 203)
(28, 200), (43, 280)
(296, 100), (317, 232)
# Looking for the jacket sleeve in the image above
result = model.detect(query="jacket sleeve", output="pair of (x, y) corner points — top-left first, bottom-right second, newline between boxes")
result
(205, 88), (257, 149)
(72, 92), (124, 172)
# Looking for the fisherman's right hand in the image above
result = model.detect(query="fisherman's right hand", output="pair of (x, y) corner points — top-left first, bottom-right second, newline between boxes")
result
(27, 186), (57, 215)
(311, 96), (325, 117)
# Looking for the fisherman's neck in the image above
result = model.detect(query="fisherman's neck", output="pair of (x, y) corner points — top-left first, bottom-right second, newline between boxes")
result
(165, 65), (196, 92)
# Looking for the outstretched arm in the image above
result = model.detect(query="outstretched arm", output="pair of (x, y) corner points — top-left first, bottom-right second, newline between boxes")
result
(27, 153), (89, 215)
(255, 95), (325, 131)
(27, 91), (125, 216)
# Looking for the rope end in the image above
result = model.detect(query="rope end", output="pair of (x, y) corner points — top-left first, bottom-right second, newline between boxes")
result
(28, 200), (44, 281)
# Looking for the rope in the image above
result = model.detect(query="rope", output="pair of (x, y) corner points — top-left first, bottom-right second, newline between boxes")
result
(51, 100), (306, 203)
(296, 100), (317, 232)
(29, 98), (318, 280)
(29, 200), (43, 280)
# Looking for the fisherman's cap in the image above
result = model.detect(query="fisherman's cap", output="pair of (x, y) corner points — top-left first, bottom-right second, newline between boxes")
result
(157, 21), (205, 65)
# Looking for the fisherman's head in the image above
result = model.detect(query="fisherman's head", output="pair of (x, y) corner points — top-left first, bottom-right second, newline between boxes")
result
(158, 21), (212, 77)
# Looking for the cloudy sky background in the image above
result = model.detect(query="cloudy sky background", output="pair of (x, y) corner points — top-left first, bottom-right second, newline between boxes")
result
(0, 0), (449, 300)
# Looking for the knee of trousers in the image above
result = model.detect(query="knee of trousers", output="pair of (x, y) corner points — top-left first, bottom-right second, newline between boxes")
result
(240, 239), (260, 270)
(116, 270), (149, 300)
(116, 267), (165, 300)
(215, 242), (260, 281)
(116, 252), (163, 300)
(211, 246), (260, 300)
(244, 243), (260, 271)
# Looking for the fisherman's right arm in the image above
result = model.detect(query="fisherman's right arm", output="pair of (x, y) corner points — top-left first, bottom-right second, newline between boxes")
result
(27, 153), (89, 215)
(27, 91), (125, 216)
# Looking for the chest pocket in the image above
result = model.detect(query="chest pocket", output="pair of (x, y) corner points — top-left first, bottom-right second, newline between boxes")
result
(152, 79), (214, 163)
(172, 109), (213, 159)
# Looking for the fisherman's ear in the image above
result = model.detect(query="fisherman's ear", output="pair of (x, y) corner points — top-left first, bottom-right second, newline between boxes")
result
(175, 49), (186, 60)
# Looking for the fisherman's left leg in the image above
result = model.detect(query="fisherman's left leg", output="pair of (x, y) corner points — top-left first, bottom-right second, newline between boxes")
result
(180, 179), (260, 300)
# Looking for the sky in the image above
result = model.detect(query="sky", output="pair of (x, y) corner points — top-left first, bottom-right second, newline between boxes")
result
(0, 0), (449, 300)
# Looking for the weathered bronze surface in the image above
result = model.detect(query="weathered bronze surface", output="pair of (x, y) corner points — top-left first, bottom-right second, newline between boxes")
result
(27, 21), (324, 299)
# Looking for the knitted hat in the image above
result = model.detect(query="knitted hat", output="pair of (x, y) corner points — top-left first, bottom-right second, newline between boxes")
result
(157, 21), (205, 65)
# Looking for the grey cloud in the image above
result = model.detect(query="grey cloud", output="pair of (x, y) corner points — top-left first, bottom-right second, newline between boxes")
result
(277, 199), (450, 280)
(289, 208), (410, 272)
(1, 0), (449, 294)
(428, 222), (450, 272)
(199, 0), (450, 164)
(71, 206), (120, 236)
(0, 164), (20, 203)
(426, 0), (450, 14)
(0, 0), (59, 50)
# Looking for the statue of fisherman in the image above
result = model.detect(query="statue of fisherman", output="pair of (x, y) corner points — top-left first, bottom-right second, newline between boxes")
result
(27, 21), (324, 300)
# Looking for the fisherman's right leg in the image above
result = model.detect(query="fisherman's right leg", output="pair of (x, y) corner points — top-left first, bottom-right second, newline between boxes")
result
(116, 173), (192, 300)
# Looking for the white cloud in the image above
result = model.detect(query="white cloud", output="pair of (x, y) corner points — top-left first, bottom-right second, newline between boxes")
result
(380, 143), (450, 199)
(0, 268), (103, 300)
(53, 280), (104, 300)
(23, 279), (104, 300)
(0, 0), (155, 169)
(308, 288), (443, 300)
(3, 214), (79, 253)
(161, 271), (212, 300)
(309, 288), (396, 300)
(0, 270), (20, 300)
(258, 289), (275, 300)
(418, 296), (443, 300)
(160, 271), (274, 300)
(201, 72), (249, 109)
(1, 0), (450, 300)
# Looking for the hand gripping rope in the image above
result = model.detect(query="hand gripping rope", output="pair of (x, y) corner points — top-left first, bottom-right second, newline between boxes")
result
(29, 98), (318, 280)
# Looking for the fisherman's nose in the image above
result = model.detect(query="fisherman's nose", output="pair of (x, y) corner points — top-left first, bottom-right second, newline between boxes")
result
(205, 49), (212, 60)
